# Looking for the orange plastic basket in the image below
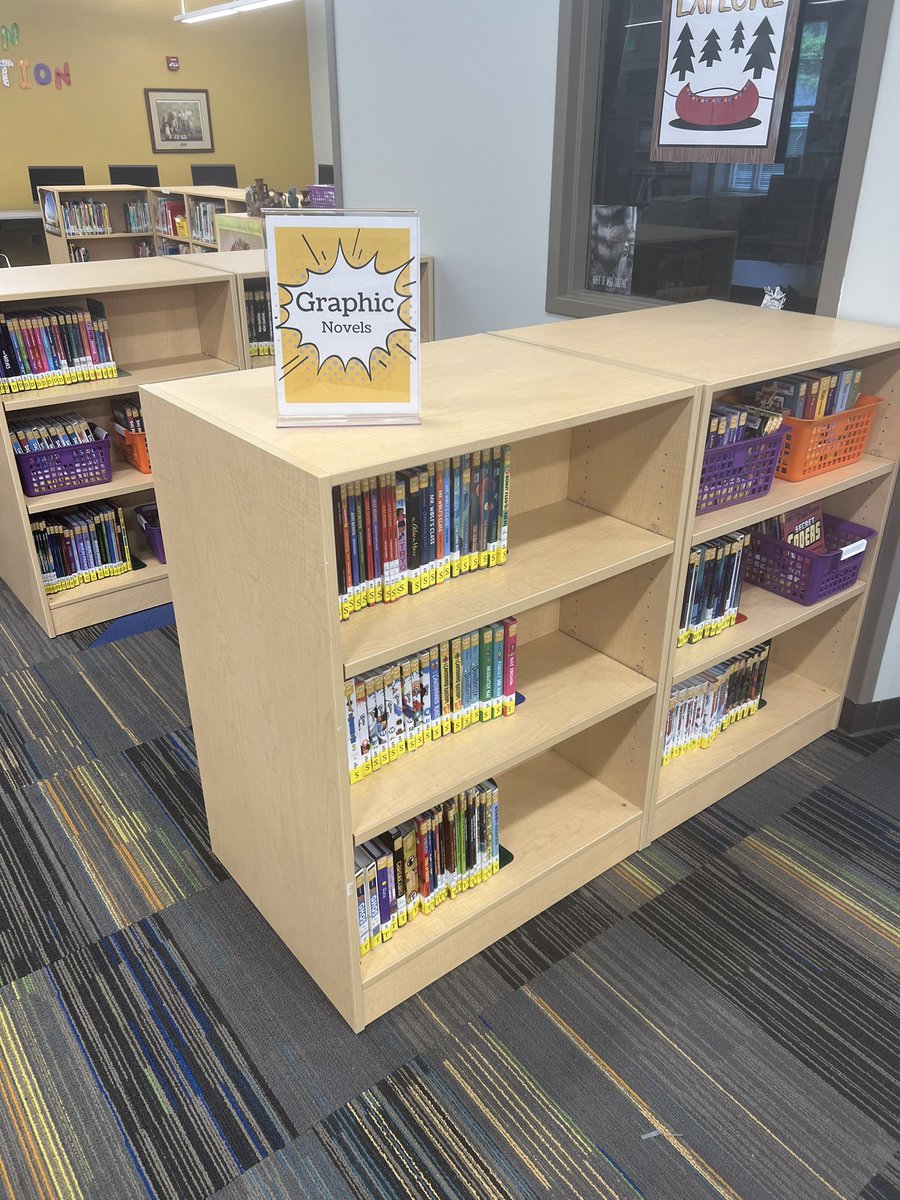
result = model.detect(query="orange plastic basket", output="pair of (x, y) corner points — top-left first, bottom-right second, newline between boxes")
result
(775, 394), (881, 482)
(116, 428), (152, 474)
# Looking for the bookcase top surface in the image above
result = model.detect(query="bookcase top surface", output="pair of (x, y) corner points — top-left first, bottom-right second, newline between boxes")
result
(141, 332), (694, 482)
(37, 184), (149, 194)
(0, 257), (233, 302)
(495, 301), (900, 390)
(180, 249), (267, 277)
(162, 186), (246, 202)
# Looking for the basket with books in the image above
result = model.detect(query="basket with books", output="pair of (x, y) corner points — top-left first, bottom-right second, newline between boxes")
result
(745, 508), (875, 605)
(110, 399), (151, 473)
(135, 503), (165, 563)
(775, 394), (882, 482)
(696, 428), (785, 515)
(10, 413), (112, 497)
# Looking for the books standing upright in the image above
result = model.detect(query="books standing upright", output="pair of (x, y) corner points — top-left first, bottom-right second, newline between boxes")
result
(267, 211), (420, 426)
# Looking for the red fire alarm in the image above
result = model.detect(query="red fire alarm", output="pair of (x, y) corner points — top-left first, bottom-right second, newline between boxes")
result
(166, 55), (180, 71)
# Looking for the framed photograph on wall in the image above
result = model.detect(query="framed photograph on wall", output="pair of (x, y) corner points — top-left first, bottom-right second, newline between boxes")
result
(144, 88), (214, 153)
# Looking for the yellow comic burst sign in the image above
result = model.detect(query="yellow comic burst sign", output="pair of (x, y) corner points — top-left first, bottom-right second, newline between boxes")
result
(267, 212), (420, 426)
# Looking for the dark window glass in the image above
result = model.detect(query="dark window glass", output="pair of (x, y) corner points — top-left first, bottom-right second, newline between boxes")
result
(588, 0), (867, 311)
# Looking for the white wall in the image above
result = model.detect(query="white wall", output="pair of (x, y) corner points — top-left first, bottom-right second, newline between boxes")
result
(305, 0), (335, 177)
(331, 0), (564, 339)
(838, 3), (900, 703)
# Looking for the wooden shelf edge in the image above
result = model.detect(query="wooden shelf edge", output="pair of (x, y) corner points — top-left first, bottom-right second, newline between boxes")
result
(342, 502), (674, 677)
(360, 751), (642, 993)
(693, 455), (895, 540)
(24, 464), (155, 514)
(3, 356), (237, 412)
(48, 557), (168, 610)
(671, 580), (867, 684)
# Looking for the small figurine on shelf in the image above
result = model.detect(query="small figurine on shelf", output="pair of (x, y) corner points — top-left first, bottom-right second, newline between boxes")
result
(245, 177), (287, 216)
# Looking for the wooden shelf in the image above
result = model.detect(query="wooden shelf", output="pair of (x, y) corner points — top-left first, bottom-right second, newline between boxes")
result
(351, 630), (655, 843)
(24, 460), (154, 514)
(156, 233), (191, 244)
(658, 665), (838, 810)
(360, 749), (641, 1005)
(250, 356), (274, 369)
(672, 580), (868, 684)
(342, 502), (673, 676)
(48, 554), (167, 611)
(4, 356), (236, 412)
(68, 231), (154, 241)
(693, 455), (895, 540)
(46, 555), (170, 635)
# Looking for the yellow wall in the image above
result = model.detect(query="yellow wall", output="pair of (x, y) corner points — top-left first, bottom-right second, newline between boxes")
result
(0, 0), (315, 209)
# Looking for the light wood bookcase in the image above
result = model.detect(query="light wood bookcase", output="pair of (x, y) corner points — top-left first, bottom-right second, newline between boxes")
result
(38, 185), (246, 264)
(494, 300), (900, 838)
(184, 250), (436, 371)
(139, 300), (899, 1031)
(140, 339), (700, 1031)
(0, 258), (243, 635)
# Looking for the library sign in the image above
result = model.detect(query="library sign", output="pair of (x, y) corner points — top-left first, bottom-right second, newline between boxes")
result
(267, 211), (420, 427)
(0, 22), (72, 90)
(650, 0), (798, 163)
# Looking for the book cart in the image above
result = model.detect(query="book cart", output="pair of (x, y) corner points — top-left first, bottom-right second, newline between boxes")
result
(495, 300), (900, 839)
(38, 185), (247, 264)
(184, 250), (437, 371)
(0, 258), (242, 635)
(140, 301), (899, 1031)
(141, 339), (700, 1031)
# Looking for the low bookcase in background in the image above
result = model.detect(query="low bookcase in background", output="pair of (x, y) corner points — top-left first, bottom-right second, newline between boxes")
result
(0, 258), (242, 635)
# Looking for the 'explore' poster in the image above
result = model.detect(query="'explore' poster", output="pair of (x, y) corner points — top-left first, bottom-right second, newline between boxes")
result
(650, 0), (799, 163)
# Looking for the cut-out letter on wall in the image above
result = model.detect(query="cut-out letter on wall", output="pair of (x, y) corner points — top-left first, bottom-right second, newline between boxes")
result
(18, 58), (31, 88)
(55, 61), (71, 88)
(0, 58), (12, 87)
(34, 61), (51, 85)
(0, 23), (18, 50)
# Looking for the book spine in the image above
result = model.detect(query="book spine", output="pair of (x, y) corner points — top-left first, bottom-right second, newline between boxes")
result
(479, 625), (493, 722)
(450, 456), (462, 577)
(502, 617), (518, 716)
(439, 641), (452, 736)
(394, 474), (409, 599)
(491, 622), (504, 719)
(459, 454), (471, 575)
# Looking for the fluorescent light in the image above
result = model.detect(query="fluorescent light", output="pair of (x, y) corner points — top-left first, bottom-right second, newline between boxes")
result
(174, 0), (296, 23)
(625, 18), (662, 26)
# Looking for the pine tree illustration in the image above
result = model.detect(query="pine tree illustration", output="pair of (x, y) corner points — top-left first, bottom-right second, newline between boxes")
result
(730, 20), (745, 52)
(744, 17), (775, 78)
(670, 23), (696, 81)
(699, 28), (722, 67)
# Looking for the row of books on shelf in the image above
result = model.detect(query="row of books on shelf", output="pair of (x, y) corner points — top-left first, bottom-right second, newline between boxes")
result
(189, 201), (224, 245)
(62, 200), (111, 237)
(678, 531), (749, 646)
(346, 618), (518, 784)
(706, 401), (784, 448)
(158, 243), (192, 256)
(355, 781), (500, 957)
(9, 411), (97, 454)
(750, 364), (864, 420)
(333, 446), (511, 622)
(156, 198), (188, 239)
(663, 643), (770, 764)
(68, 247), (91, 264)
(0, 304), (117, 392)
(31, 503), (133, 594)
(677, 504), (828, 646)
(110, 398), (145, 434)
(124, 201), (153, 234)
(244, 288), (274, 356)
(133, 240), (155, 259)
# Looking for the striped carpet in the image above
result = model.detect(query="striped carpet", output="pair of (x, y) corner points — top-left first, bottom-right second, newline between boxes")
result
(0, 578), (896, 1200)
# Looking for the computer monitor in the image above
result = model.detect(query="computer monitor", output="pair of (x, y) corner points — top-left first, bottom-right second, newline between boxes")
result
(28, 166), (85, 202)
(318, 164), (335, 186)
(108, 164), (160, 187)
(190, 163), (238, 188)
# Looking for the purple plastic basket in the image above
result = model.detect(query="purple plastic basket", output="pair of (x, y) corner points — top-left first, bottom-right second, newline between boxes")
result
(696, 428), (785, 515)
(16, 438), (112, 498)
(745, 515), (875, 605)
(306, 184), (336, 208)
(135, 504), (166, 564)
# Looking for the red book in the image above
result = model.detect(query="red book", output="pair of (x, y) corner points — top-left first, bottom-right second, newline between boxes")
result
(361, 478), (375, 596)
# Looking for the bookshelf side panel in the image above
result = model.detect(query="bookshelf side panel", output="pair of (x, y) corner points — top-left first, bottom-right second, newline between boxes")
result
(0, 414), (52, 631)
(141, 388), (363, 1028)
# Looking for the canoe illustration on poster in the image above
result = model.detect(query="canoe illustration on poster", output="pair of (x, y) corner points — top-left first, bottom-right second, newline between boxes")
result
(650, 0), (799, 163)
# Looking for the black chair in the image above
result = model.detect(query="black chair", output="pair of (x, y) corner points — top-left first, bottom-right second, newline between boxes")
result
(190, 163), (238, 188)
(108, 165), (160, 187)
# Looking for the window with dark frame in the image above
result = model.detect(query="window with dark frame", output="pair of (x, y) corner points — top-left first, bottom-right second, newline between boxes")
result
(557, 0), (871, 315)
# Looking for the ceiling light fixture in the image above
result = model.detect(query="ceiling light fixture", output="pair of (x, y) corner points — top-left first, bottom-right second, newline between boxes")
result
(174, 0), (296, 24)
